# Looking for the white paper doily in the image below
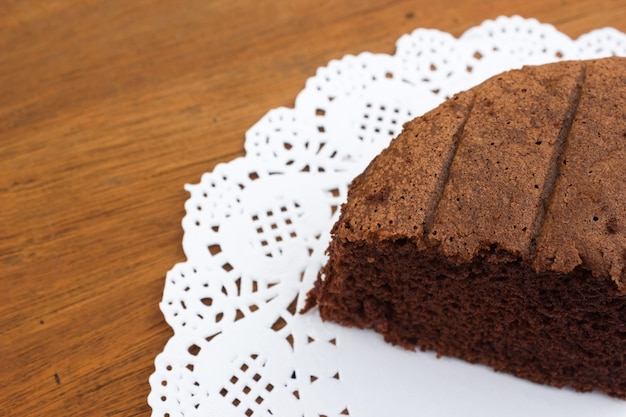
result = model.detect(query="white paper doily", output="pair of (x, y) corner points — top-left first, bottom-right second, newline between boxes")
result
(149, 16), (626, 417)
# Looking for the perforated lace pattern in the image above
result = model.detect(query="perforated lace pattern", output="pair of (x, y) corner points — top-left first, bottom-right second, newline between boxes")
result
(149, 17), (626, 417)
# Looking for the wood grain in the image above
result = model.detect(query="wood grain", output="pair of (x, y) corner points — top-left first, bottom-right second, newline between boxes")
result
(1, 0), (625, 415)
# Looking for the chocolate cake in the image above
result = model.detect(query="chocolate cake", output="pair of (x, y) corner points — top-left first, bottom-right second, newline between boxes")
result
(305, 57), (626, 398)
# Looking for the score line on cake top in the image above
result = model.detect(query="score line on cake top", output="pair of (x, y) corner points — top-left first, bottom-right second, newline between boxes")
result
(149, 16), (626, 417)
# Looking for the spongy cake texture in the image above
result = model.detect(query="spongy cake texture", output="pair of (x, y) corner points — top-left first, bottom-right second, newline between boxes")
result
(306, 57), (626, 398)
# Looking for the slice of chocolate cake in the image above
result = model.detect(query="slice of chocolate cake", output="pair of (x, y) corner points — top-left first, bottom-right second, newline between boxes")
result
(305, 57), (626, 398)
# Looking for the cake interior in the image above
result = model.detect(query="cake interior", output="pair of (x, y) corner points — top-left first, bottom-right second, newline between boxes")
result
(314, 237), (626, 398)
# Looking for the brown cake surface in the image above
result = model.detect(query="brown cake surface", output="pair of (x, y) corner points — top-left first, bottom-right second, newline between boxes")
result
(305, 57), (626, 398)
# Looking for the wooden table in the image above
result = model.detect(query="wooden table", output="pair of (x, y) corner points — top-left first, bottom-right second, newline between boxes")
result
(1, 0), (625, 415)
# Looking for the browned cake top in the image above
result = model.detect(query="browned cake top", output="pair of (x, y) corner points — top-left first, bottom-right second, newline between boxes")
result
(334, 57), (626, 291)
